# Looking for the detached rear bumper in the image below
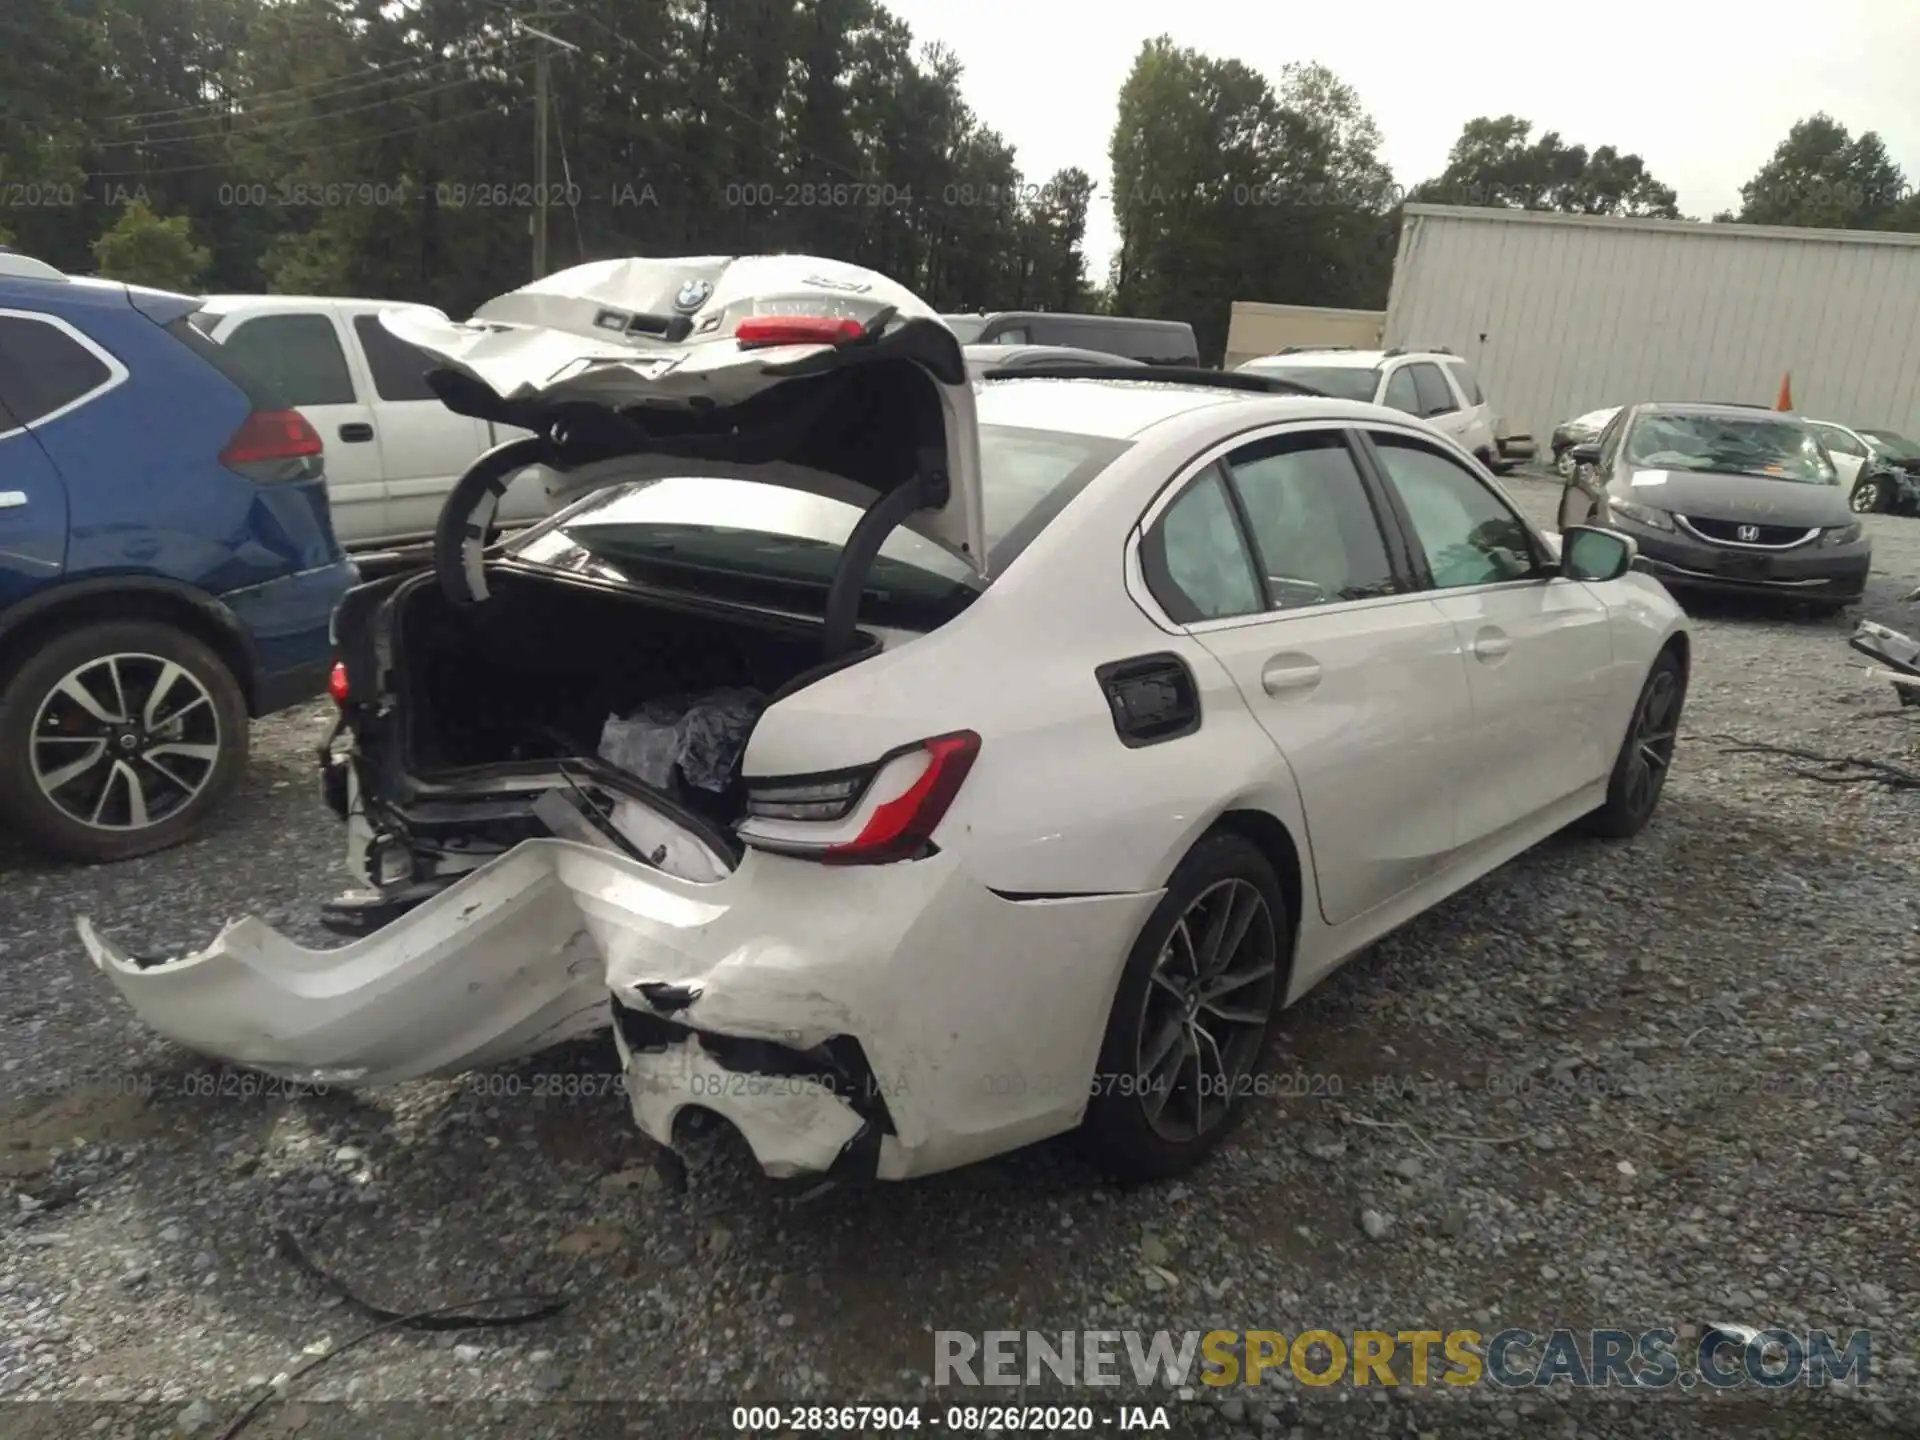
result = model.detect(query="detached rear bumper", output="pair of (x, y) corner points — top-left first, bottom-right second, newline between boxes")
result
(79, 837), (1159, 1180)
(79, 845), (608, 1087)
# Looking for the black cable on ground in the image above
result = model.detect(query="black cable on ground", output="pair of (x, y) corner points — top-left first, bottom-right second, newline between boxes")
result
(272, 1227), (569, 1329)
(208, 1229), (575, 1440)
(214, 1286), (570, 1440)
(1698, 733), (1920, 790)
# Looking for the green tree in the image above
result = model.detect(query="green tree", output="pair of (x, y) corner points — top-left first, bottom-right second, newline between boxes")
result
(1109, 38), (1396, 360)
(12, 0), (1119, 315)
(1410, 115), (1678, 217)
(90, 198), (211, 287)
(1732, 114), (1910, 230)
(0, 0), (111, 265)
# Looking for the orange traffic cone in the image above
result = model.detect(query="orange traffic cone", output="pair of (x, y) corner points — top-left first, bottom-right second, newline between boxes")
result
(1776, 372), (1793, 410)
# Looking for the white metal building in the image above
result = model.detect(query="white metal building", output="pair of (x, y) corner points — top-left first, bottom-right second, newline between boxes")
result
(1384, 204), (1920, 445)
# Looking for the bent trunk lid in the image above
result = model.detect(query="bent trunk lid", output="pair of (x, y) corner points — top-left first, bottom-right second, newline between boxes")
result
(381, 255), (988, 578)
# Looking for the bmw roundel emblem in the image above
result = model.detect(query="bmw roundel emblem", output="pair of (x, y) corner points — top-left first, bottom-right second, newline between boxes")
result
(673, 279), (713, 313)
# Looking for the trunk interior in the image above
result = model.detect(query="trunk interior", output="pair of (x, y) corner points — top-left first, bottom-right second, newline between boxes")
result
(389, 565), (874, 825)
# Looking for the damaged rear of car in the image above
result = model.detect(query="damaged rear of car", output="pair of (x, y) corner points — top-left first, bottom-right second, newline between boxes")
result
(85, 255), (1166, 1182)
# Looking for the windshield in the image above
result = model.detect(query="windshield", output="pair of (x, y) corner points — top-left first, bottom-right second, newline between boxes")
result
(508, 424), (1130, 624)
(1241, 364), (1378, 403)
(943, 316), (987, 343)
(1624, 412), (1838, 485)
(1862, 429), (1920, 460)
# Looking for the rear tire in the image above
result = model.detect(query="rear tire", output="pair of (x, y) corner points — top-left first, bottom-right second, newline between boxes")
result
(1582, 650), (1685, 840)
(1080, 833), (1291, 1182)
(0, 620), (249, 863)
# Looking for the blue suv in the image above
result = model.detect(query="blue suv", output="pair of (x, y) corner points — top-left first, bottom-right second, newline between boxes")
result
(0, 257), (356, 862)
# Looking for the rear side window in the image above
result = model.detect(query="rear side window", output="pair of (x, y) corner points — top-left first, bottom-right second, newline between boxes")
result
(353, 314), (440, 402)
(1223, 431), (1399, 608)
(219, 313), (356, 407)
(1446, 359), (1484, 405)
(0, 314), (114, 428)
(1141, 468), (1262, 623)
(1409, 363), (1457, 416)
(1381, 366), (1420, 414)
(1811, 423), (1864, 459)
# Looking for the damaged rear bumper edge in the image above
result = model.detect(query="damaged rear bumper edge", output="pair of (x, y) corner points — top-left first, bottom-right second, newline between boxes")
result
(78, 837), (1162, 1181)
(77, 844), (612, 1088)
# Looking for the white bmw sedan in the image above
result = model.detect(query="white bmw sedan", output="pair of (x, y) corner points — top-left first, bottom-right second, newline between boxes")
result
(84, 258), (1690, 1185)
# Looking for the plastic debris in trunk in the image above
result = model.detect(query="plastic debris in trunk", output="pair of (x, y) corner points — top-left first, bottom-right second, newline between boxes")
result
(599, 688), (767, 793)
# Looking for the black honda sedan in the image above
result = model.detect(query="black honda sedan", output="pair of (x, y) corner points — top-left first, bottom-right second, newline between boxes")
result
(1565, 404), (1870, 615)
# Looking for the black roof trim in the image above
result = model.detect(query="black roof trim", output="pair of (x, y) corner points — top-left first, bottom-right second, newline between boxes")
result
(982, 364), (1325, 397)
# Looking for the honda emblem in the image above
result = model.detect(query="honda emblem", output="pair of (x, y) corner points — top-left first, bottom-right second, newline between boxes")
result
(1736, 524), (1761, 542)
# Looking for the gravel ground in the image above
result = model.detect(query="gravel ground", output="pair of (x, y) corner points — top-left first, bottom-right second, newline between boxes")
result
(2, 474), (1917, 1440)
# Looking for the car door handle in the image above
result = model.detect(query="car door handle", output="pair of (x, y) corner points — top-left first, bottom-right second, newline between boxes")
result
(339, 423), (375, 443)
(1260, 655), (1323, 695)
(0, 491), (26, 509)
(1472, 627), (1512, 661)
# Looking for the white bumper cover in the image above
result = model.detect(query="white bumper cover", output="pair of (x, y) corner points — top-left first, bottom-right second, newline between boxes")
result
(80, 839), (1159, 1179)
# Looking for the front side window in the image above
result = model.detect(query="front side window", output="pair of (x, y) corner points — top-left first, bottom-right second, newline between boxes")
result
(219, 314), (356, 407)
(1625, 411), (1837, 484)
(1370, 433), (1538, 590)
(0, 314), (114, 428)
(1596, 408), (1629, 468)
(1222, 430), (1398, 609)
(1810, 423), (1864, 459)
(1409, 363), (1457, 417)
(1141, 468), (1262, 623)
(1446, 359), (1485, 406)
(1381, 366), (1421, 414)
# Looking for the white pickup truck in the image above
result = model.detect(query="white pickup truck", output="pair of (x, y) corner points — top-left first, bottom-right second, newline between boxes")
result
(192, 295), (548, 549)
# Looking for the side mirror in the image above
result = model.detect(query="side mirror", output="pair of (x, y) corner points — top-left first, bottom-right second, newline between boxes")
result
(1569, 442), (1602, 464)
(1561, 525), (1637, 583)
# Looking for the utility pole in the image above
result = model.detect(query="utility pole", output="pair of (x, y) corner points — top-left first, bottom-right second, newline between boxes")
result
(533, 45), (550, 279)
(517, 18), (578, 281)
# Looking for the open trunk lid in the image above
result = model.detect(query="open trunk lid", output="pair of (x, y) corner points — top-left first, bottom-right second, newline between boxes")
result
(382, 255), (988, 578)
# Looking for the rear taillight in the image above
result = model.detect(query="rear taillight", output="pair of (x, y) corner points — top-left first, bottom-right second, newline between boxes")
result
(735, 316), (865, 349)
(743, 731), (980, 865)
(221, 409), (323, 482)
(327, 661), (349, 706)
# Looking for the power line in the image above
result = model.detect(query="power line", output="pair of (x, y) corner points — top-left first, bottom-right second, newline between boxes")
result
(87, 73), (534, 179)
(105, 48), (450, 124)
(117, 45), (518, 143)
(109, 64), (521, 151)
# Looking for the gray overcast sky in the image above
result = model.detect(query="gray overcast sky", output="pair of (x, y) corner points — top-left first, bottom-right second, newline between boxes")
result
(882, 0), (1920, 286)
